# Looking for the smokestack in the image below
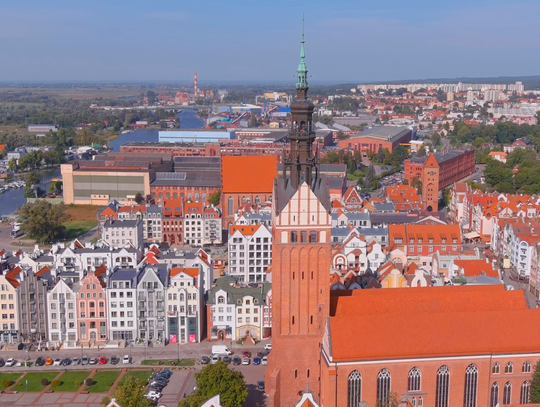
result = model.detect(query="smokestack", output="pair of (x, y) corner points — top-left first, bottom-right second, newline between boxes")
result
(194, 72), (198, 96)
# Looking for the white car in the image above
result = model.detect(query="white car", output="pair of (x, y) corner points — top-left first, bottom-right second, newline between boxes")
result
(262, 356), (268, 365)
(242, 357), (250, 365)
(122, 355), (131, 364)
(53, 358), (62, 366)
(5, 358), (16, 367)
(211, 355), (220, 364)
(72, 357), (80, 365)
(264, 344), (272, 351)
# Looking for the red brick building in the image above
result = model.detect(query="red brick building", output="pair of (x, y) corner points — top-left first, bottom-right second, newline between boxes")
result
(338, 126), (413, 154)
(388, 223), (462, 257)
(221, 155), (277, 227)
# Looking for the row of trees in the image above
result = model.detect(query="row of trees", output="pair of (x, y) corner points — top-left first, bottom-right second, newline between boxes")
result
(483, 149), (540, 194)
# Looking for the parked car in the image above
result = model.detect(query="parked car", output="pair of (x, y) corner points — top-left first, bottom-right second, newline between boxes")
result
(99, 356), (107, 365)
(110, 356), (119, 365)
(253, 357), (261, 365)
(71, 357), (80, 365)
(61, 358), (71, 366)
(35, 357), (45, 367)
(122, 355), (131, 364)
(211, 355), (220, 364)
(262, 356), (268, 365)
(5, 358), (16, 367)
(53, 358), (62, 366)
(242, 350), (251, 358)
(264, 344), (272, 351)
(89, 357), (98, 365)
(242, 357), (250, 365)
(200, 356), (210, 365)
(257, 381), (265, 390)
(81, 356), (89, 365)
(45, 358), (53, 365)
(232, 356), (241, 366)
(222, 356), (232, 365)
(0, 358), (5, 367)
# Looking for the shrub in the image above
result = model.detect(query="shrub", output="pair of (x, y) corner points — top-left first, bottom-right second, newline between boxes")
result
(101, 396), (111, 406)
(85, 378), (94, 386)
(1, 379), (13, 387)
(51, 380), (62, 387)
(74, 380), (83, 386)
(41, 378), (49, 386)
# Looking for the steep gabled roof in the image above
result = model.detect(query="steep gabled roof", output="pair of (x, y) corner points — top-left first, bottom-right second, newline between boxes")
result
(222, 155), (278, 193)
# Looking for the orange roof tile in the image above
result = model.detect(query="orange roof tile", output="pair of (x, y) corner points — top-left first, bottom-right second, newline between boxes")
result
(222, 155), (278, 193)
(329, 286), (537, 361)
(230, 224), (263, 236)
(36, 266), (51, 277)
(453, 259), (498, 278)
(424, 153), (439, 168)
(5, 266), (22, 288)
(170, 267), (199, 278)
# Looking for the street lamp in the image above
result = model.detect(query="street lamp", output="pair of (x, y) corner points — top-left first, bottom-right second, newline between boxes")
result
(177, 340), (180, 362)
(129, 342), (132, 364)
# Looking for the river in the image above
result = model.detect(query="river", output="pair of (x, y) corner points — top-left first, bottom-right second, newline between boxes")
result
(0, 109), (205, 217)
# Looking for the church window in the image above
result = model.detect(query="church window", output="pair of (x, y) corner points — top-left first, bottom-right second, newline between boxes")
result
(291, 232), (298, 243)
(293, 272), (295, 280)
(523, 361), (531, 373)
(255, 196), (260, 204)
(310, 315), (313, 325)
(418, 397), (423, 406)
(347, 370), (361, 407)
(408, 367), (421, 392)
(377, 369), (391, 406)
(302, 272), (304, 280)
(463, 364), (478, 407)
(301, 231), (307, 242)
(311, 271), (314, 279)
(493, 363), (500, 374)
(435, 366), (450, 407)
(292, 316), (295, 325)
(521, 381), (530, 404)
(490, 382), (499, 407)
(307, 369), (310, 378)
(505, 362), (513, 374)
(310, 231), (317, 243)
(228, 197), (233, 216)
(503, 381), (512, 404)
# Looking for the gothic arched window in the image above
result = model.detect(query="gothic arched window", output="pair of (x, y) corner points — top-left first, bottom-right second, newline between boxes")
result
(377, 369), (391, 405)
(503, 381), (512, 405)
(521, 381), (530, 404)
(490, 382), (499, 407)
(408, 367), (421, 392)
(347, 370), (361, 407)
(463, 364), (478, 407)
(435, 365), (450, 407)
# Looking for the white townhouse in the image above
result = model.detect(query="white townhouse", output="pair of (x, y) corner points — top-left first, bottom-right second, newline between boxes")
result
(228, 224), (272, 283)
(107, 268), (138, 343)
(47, 279), (78, 347)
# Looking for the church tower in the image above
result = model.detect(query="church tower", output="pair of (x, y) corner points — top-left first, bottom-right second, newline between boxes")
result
(422, 153), (440, 211)
(266, 19), (332, 407)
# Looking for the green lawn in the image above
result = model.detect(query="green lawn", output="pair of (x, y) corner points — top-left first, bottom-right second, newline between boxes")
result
(54, 371), (91, 392)
(62, 220), (97, 240)
(0, 373), (22, 389)
(120, 370), (151, 385)
(86, 370), (121, 393)
(12, 372), (59, 392)
(141, 358), (195, 366)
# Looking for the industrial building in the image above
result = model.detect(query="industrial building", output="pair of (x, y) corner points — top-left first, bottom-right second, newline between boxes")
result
(158, 129), (235, 143)
(338, 125), (414, 154)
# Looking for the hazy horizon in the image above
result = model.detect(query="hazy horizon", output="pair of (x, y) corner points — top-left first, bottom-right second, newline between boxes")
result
(1, 0), (539, 82)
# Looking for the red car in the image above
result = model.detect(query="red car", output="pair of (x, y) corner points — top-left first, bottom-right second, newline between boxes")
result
(243, 350), (251, 358)
(99, 356), (107, 365)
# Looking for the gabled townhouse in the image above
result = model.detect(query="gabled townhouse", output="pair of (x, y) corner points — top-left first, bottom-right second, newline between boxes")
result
(77, 270), (107, 346)
(431, 250), (480, 280)
(331, 211), (371, 229)
(143, 247), (214, 293)
(107, 268), (138, 343)
(183, 202), (222, 246)
(448, 182), (471, 225)
(331, 226), (388, 245)
(166, 267), (204, 343)
(206, 277), (272, 342)
(15, 267), (52, 342)
(47, 278), (78, 347)
(0, 272), (20, 343)
(331, 229), (386, 275)
(228, 224), (272, 283)
(137, 266), (168, 343)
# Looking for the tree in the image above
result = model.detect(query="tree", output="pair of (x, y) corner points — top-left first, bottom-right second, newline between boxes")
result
(8, 158), (17, 172)
(417, 146), (427, 157)
(374, 392), (400, 407)
(249, 114), (257, 128)
(134, 192), (145, 205)
(17, 201), (70, 243)
(531, 360), (540, 402)
(179, 362), (247, 407)
(110, 375), (152, 407)
(364, 164), (375, 190)
(209, 190), (221, 206)
(49, 181), (63, 194)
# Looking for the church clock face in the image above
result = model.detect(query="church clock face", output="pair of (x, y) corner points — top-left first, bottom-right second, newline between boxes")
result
(428, 171), (435, 175)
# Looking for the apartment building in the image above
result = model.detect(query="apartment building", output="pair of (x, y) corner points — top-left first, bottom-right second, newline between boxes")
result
(166, 267), (204, 343)
(17, 268), (50, 342)
(137, 266), (168, 342)
(228, 224), (272, 283)
(0, 273), (20, 343)
(47, 279), (78, 347)
(77, 271), (107, 346)
(107, 268), (138, 342)
(102, 220), (144, 250)
(98, 202), (163, 243)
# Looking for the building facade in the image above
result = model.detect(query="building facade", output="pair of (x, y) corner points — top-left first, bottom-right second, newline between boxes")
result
(47, 279), (78, 347)
(228, 224), (272, 283)
(77, 271), (107, 345)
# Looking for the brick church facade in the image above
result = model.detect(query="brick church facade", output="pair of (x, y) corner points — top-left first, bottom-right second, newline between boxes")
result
(266, 23), (540, 407)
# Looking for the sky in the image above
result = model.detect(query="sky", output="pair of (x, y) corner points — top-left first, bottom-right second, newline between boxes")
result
(0, 0), (539, 83)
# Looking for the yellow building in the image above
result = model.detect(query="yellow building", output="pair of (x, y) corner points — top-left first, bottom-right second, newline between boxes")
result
(0, 273), (20, 343)
(380, 268), (408, 288)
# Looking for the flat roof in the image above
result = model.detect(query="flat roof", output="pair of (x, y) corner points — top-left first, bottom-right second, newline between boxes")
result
(352, 126), (411, 142)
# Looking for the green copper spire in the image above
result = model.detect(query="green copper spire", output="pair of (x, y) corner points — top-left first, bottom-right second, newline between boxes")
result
(296, 14), (308, 89)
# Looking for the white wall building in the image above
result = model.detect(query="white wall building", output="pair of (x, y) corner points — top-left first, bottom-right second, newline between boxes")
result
(107, 269), (138, 342)
(102, 220), (144, 250)
(47, 279), (78, 346)
(228, 224), (272, 283)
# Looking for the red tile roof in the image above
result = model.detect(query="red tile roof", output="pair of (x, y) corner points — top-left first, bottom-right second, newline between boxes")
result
(222, 155), (278, 193)
(329, 286), (538, 361)
(229, 224), (263, 236)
